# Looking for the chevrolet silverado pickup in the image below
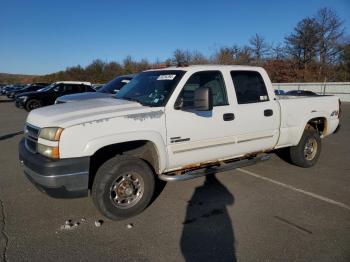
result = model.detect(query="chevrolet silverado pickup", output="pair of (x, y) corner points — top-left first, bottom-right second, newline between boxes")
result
(19, 65), (341, 220)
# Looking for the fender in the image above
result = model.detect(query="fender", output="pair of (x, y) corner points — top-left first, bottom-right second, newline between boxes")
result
(83, 131), (168, 173)
(293, 111), (329, 145)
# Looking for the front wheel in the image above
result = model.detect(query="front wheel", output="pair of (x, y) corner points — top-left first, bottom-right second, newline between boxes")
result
(289, 127), (321, 168)
(25, 99), (41, 111)
(92, 156), (155, 220)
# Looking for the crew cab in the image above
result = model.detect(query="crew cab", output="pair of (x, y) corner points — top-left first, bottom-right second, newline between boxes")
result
(18, 65), (341, 220)
(15, 81), (94, 111)
(55, 75), (134, 104)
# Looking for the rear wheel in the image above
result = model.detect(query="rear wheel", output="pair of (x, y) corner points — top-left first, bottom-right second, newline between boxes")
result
(289, 127), (321, 167)
(92, 156), (155, 220)
(25, 99), (41, 111)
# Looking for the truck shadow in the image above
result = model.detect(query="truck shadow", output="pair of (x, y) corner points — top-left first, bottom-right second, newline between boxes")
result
(274, 148), (293, 164)
(180, 174), (236, 262)
(0, 131), (23, 141)
(0, 99), (13, 103)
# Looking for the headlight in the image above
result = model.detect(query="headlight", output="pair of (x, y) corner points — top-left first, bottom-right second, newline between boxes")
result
(19, 96), (28, 102)
(39, 127), (64, 141)
(37, 144), (60, 159)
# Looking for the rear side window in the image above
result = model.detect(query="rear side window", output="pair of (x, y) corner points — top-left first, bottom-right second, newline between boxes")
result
(230, 71), (269, 104)
(179, 71), (228, 107)
(63, 84), (74, 92)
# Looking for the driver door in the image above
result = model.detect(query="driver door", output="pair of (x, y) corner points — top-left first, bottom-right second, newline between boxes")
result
(165, 70), (237, 171)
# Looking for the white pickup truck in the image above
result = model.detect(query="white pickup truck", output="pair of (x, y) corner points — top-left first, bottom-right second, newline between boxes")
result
(19, 65), (341, 220)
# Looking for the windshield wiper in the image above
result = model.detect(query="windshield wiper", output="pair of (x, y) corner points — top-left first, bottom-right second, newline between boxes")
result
(119, 96), (158, 107)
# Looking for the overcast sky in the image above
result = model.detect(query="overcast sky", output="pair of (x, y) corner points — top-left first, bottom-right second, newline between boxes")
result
(0, 0), (349, 75)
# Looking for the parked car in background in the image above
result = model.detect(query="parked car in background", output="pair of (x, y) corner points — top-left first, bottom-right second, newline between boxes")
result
(15, 81), (94, 111)
(55, 75), (134, 104)
(0, 84), (8, 91)
(285, 90), (318, 96)
(274, 89), (285, 95)
(7, 83), (49, 99)
(0, 85), (12, 94)
(1, 84), (25, 95)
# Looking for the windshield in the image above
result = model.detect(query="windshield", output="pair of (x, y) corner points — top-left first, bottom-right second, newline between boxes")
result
(99, 76), (133, 94)
(37, 83), (56, 92)
(116, 70), (185, 107)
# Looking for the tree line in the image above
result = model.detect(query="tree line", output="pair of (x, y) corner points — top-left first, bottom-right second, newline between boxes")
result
(8, 7), (350, 84)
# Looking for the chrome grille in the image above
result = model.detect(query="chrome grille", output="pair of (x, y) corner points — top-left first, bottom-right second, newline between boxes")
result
(24, 124), (40, 153)
(26, 124), (40, 138)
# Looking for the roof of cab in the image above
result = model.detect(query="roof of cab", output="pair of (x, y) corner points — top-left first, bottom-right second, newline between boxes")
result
(146, 64), (264, 72)
(54, 81), (92, 85)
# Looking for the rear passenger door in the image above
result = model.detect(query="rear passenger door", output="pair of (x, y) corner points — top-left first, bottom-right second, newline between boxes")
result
(228, 70), (280, 155)
(63, 84), (78, 95)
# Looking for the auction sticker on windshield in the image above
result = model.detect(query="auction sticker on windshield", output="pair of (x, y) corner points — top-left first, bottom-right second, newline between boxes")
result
(157, 74), (176, 80)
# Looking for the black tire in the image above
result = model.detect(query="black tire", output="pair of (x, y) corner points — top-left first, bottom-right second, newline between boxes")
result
(289, 127), (321, 168)
(25, 99), (41, 111)
(92, 156), (155, 220)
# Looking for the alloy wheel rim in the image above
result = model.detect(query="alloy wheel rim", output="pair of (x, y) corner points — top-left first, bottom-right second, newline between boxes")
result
(29, 101), (39, 110)
(304, 137), (317, 161)
(109, 172), (144, 209)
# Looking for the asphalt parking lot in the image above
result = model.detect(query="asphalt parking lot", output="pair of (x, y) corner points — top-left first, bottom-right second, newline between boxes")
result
(0, 100), (349, 262)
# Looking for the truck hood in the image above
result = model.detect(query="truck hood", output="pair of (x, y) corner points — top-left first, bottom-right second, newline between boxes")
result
(26, 97), (152, 128)
(57, 92), (111, 102)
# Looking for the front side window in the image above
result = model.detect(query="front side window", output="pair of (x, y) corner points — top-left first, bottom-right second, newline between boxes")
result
(116, 70), (185, 107)
(230, 71), (269, 104)
(53, 84), (65, 92)
(178, 71), (228, 108)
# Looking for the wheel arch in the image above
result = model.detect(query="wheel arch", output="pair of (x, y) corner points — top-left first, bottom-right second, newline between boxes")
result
(87, 134), (166, 189)
(294, 113), (328, 145)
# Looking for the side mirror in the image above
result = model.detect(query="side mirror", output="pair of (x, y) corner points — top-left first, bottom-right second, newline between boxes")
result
(194, 87), (213, 111)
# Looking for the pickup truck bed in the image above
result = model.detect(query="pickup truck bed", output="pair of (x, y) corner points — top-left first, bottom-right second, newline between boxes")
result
(276, 95), (339, 148)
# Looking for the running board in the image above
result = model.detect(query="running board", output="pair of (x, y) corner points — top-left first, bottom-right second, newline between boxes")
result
(159, 155), (271, 182)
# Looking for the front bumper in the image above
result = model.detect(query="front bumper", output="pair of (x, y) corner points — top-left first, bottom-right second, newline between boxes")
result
(19, 138), (90, 198)
(15, 99), (25, 108)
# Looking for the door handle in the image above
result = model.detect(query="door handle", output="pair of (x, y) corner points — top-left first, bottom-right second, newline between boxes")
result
(223, 113), (235, 121)
(264, 109), (273, 117)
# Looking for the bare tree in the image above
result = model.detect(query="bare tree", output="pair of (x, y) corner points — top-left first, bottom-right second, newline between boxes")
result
(172, 49), (192, 65)
(315, 7), (344, 65)
(236, 46), (253, 64)
(213, 47), (236, 64)
(285, 18), (320, 69)
(271, 43), (286, 60)
(249, 34), (269, 64)
(191, 50), (209, 64)
(337, 39), (350, 80)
